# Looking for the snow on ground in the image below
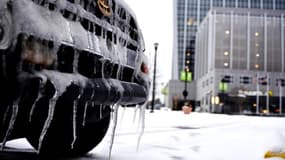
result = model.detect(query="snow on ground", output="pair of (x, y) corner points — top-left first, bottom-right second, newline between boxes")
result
(94, 107), (285, 160)
(4, 107), (285, 160)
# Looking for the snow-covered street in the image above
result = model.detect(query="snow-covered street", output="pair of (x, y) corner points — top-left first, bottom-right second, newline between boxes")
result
(2, 107), (285, 160)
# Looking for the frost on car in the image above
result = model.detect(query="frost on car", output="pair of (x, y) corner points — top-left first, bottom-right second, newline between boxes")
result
(0, 0), (150, 156)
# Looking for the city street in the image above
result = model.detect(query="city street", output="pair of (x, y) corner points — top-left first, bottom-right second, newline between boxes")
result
(1, 107), (285, 160)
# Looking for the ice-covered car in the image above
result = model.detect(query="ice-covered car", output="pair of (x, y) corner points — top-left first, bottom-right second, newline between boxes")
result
(0, 0), (150, 156)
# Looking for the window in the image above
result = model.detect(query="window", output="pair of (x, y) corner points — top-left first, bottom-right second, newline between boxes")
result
(225, 0), (236, 7)
(250, 0), (261, 8)
(238, 0), (249, 8)
(213, 0), (223, 7)
(263, 0), (273, 9)
(276, 0), (285, 9)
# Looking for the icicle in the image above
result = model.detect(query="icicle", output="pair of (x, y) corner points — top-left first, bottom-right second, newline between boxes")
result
(82, 82), (94, 126)
(82, 102), (88, 126)
(137, 106), (142, 131)
(29, 92), (43, 122)
(37, 93), (58, 152)
(119, 106), (126, 125)
(1, 102), (19, 150)
(110, 105), (114, 120)
(136, 102), (147, 152)
(133, 105), (139, 124)
(99, 104), (103, 120)
(71, 99), (78, 149)
(1, 105), (10, 127)
(29, 77), (46, 122)
(108, 104), (119, 160)
(87, 31), (93, 50)
(71, 88), (83, 149)
(116, 64), (121, 80)
(89, 82), (95, 109)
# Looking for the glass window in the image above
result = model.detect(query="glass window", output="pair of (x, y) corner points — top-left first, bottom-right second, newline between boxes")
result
(232, 15), (247, 70)
(267, 16), (282, 72)
(226, 0), (236, 7)
(188, 0), (198, 18)
(276, 0), (285, 10)
(200, 0), (211, 22)
(238, 0), (249, 8)
(263, 0), (273, 9)
(249, 16), (264, 70)
(215, 14), (231, 69)
(213, 0), (223, 7)
(250, 0), (261, 8)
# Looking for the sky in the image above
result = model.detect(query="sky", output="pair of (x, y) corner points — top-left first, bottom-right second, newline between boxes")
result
(123, 0), (174, 85)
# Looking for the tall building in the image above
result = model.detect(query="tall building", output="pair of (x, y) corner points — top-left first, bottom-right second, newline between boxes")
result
(167, 0), (285, 111)
(196, 8), (285, 113)
(172, 0), (285, 80)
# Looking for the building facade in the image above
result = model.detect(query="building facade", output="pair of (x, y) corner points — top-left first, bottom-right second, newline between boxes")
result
(168, 0), (285, 111)
(196, 8), (285, 113)
(173, 0), (285, 80)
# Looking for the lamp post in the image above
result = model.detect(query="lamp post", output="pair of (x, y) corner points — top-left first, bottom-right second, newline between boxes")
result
(183, 52), (191, 100)
(151, 42), (159, 113)
(183, 68), (188, 100)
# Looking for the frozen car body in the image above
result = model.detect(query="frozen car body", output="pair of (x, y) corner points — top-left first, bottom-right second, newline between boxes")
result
(0, 0), (149, 156)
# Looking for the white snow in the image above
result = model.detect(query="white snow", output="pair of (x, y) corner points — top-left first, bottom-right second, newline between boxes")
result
(93, 108), (285, 160)
(3, 107), (285, 160)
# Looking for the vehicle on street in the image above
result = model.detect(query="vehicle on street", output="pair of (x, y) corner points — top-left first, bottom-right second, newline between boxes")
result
(0, 0), (149, 156)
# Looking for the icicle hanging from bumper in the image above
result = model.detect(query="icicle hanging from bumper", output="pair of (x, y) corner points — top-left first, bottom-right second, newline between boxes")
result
(1, 102), (19, 150)
(108, 104), (119, 160)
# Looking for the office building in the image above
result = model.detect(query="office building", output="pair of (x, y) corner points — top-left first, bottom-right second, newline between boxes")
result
(173, 0), (285, 80)
(195, 8), (285, 113)
(167, 0), (285, 111)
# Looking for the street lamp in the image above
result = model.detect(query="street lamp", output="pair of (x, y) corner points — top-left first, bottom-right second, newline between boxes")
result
(151, 42), (159, 113)
(183, 52), (191, 100)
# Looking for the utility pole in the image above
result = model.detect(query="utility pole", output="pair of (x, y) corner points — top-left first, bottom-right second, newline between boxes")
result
(151, 43), (159, 113)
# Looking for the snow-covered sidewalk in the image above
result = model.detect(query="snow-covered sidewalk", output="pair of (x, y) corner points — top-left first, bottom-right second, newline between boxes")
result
(3, 107), (285, 160)
(94, 107), (285, 160)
